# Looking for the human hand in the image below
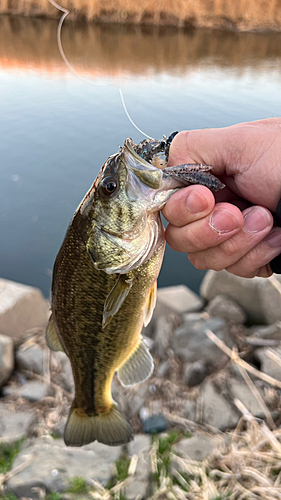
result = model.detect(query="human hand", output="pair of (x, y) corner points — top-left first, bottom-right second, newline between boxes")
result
(162, 118), (281, 278)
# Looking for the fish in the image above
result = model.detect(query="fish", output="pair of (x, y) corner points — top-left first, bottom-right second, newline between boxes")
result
(46, 135), (224, 447)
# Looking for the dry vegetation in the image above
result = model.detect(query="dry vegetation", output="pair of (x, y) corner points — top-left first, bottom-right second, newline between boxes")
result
(0, 0), (281, 31)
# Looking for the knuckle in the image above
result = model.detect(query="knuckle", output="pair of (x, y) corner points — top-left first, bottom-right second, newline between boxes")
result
(188, 253), (208, 271)
(220, 237), (242, 257)
(188, 226), (208, 252)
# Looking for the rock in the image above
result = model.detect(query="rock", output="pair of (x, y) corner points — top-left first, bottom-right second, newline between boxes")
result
(112, 378), (149, 419)
(154, 315), (175, 360)
(205, 294), (247, 324)
(173, 433), (225, 462)
(143, 414), (167, 434)
(156, 360), (170, 378)
(255, 347), (281, 382)
(128, 434), (151, 456)
(184, 361), (208, 387)
(124, 456), (150, 500)
(0, 404), (36, 442)
(201, 382), (239, 430)
(6, 436), (122, 498)
(4, 381), (51, 402)
(172, 313), (231, 371)
(16, 344), (45, 375)
(228, 379), (265, 418)
(141, 284), (201, 339)
(157, 285), (204, 315)
(201, 270), (281, 324)
(52, 351), (74, 393)
(182, 400), (196, 421)
(0, 333), (14, 387)
(125, 435), (151, 500)
(248, 321), (281, 339)
(0, 278), (49, 343)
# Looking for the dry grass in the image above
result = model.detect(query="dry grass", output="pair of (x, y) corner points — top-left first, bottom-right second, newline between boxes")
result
(0, 0), (281, 31)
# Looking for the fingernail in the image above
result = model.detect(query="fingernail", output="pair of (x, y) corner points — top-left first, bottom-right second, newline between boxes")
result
(210, 207), (240, 233)
(186, 190), (208, 214)
(266, 228), (281, 248)
(243, 207), (271, 233)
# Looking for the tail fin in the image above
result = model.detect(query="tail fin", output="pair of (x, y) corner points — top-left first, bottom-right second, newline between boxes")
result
(64, 403), (134, 447)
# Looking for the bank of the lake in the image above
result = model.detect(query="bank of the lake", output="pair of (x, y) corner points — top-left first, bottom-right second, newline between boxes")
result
(0, 0), (281, 31)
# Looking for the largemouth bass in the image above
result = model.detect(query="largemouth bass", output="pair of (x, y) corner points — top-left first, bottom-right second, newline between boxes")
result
(46, 135), (224, 447)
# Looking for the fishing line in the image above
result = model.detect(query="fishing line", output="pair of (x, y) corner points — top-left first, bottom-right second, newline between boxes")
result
(48, 0), (154, 140)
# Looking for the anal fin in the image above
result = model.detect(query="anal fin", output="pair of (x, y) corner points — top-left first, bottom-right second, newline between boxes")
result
(143, 280), (157, 327)
(45, 314), (65, 352)
(118, 340), (154, 387)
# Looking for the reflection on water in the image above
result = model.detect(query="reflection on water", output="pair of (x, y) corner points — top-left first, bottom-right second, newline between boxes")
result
(1, 16), (281, 296)
(1, 15), (281, 75)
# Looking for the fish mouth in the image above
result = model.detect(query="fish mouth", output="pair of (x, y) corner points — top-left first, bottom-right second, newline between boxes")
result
(122, 138), (182, 213)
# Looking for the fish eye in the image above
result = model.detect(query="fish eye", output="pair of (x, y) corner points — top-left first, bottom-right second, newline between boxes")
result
(101, 177), (118, 196)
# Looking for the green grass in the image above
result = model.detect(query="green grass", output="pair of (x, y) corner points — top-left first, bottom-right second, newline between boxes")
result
(106, 454), (131, 491)
(67, 477), (89, 495)
(115, 455), (131, 482)
(155, 430), (191, 477)
(0, 493), (18, 500)
(0, 438), (25, 474)
(46, 494), (62, 500)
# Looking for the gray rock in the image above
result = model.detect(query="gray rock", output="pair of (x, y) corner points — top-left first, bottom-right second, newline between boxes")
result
(0, 404), (36, 442)
(6, 436), (122, 498)
(184, 361), (208, 387)
(111, 378), (148, 419)
(0, 278), (49, 343)
(0, 333), (14, 387)
(128, 434), (151, 456)
(201, 270), (281, 324)
(173, 313), (231, 371)
(141, 299), (179, 340)
(228, 379), (265, 418)
(255, 347), (281, 382)
(201, 382), (239, 430)
(4, 381), (51, 401)
(125, 435), (151, 500)
(141, 284), (200, 339)
(124, 455), (150, 500)
(52, 351), (74, 393)
(205, 294), (247, 324)
(16, 344), (45, 375)
(182, 400), (196, 421)
(157, 285), (204, 315)
(154, 315), (176, 360)
(173, 433), (225, 462)
(156, 360), (170, 378)
(248, 322), (281, 339)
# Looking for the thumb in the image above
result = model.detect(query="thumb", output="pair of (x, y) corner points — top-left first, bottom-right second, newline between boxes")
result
(167, 127), (238, 177)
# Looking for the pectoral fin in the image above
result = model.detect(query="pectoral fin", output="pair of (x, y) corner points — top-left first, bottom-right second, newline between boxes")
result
(143, 280), (157, 327)
(45, 314), (65, 352)
(118, 340), (154, 387)
(103, 275), (134, 328)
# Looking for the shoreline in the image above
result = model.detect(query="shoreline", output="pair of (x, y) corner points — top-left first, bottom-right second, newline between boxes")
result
(1, 4), (281, 33)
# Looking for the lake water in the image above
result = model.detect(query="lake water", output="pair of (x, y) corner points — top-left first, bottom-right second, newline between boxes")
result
(1, 15), (281, 297)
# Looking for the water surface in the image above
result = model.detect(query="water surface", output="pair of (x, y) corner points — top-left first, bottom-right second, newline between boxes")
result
(1, 16), (281, 296)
